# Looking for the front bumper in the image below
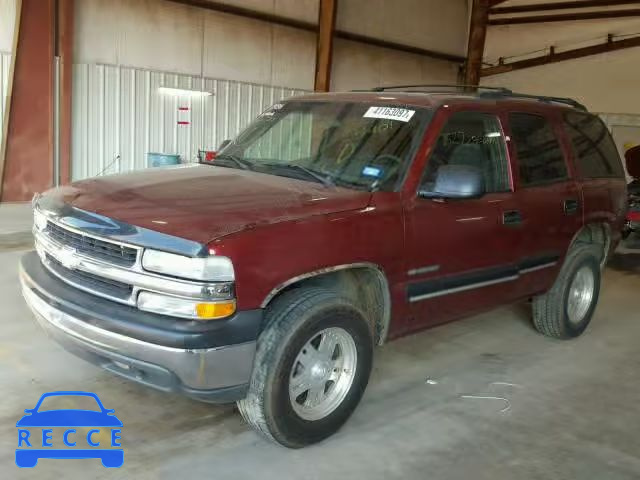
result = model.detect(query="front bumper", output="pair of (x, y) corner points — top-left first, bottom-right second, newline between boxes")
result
(20, 252), (261, 403)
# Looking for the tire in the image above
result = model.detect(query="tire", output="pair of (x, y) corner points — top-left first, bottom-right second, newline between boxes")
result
(532, 244), (602, 339)
(237, 287), (373, 448)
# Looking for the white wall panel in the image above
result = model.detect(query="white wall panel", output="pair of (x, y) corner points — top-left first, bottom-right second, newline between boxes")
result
(0, 0), (16, 152)
(0, 52), (11, 150)
(482, 48), (640, 114)
(214, 0), (320, 23)
(75, 0), (317, 89)
(75, 0), (465, 92)
(0, 0), (16, 53)
(336, 0), (468, 57)
(70, 0), (466, 181)
(331, 40), (459, 91)
(483, 14), (640, 114)
(71, 63), (309, 181)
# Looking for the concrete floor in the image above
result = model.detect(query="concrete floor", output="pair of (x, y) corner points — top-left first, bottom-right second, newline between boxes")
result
(2, 246), (640, 479)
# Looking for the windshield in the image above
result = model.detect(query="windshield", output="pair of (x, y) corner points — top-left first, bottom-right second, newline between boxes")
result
(36, 395), (102, 412)
(217, 101), (429, 191)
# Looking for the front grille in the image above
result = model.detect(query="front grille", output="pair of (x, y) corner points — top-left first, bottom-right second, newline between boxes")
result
(46, 221), (137, 267)
(46, 254), (133, 300)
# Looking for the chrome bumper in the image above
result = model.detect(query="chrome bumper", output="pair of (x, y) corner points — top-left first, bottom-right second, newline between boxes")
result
(20, 263), (256, 402)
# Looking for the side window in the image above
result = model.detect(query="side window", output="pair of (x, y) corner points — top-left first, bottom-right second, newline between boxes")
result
(564, 112), (624, 179)
(509, 113), (568, 186)
(421, 112), (510, 194)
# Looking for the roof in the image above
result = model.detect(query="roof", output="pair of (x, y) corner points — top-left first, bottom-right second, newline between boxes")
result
(291, 85), (589, 113)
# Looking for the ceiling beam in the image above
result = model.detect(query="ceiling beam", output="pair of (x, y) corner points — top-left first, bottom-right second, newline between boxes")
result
(465, 0), (490, 86)
(489, 8), (640, 25)
(166, 0), (464, 63)
(481, 35), (640, 76)
(491, 0), (640, 15)
(314, 0), (337, 92)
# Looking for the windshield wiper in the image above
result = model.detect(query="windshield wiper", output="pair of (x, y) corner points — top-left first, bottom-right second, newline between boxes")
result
(333, 177), (375, 191)
(214, 154), (254, 170)
(263, 163), (335, 188)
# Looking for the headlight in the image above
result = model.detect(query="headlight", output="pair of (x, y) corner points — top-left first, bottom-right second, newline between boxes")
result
(137, 291), (236, 320)
(141, 249), (234, 281)
(33, 208), (48, 231)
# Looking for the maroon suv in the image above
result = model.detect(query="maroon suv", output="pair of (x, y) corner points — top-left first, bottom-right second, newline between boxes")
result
(20, 86), (626, 448)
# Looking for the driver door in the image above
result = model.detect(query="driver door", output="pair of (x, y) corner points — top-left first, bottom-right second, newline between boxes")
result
(404, 109), (524, 329)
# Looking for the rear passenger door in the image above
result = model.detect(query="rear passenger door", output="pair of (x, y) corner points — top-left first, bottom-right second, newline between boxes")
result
(506, 111), (583, 296)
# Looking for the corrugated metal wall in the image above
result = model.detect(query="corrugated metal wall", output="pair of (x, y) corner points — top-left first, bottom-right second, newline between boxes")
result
(0, 51), (11, 150)
(71, 63), (310, 181)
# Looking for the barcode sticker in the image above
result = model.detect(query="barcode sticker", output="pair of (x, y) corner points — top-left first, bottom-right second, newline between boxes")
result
(363, 106), (415, 122)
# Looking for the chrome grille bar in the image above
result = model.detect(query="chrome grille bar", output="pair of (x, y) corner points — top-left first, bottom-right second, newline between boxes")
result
(46, 220), (138, 267)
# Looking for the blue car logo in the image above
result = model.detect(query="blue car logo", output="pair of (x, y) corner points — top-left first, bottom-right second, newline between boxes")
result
(16, 391), (123, 468)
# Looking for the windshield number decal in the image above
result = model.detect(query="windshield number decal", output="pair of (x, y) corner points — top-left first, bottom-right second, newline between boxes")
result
(364, 106), (415, 123)
(362, 166), (383, 178)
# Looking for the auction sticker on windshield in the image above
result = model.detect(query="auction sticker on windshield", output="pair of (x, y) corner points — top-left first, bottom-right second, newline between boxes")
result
(364, 106), (415, 122)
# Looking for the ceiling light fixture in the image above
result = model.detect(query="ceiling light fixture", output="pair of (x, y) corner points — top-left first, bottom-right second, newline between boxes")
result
(158, 87), (213, 97)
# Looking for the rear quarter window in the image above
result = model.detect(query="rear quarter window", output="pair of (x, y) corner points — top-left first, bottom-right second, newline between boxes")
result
(563, 112), (625, 179)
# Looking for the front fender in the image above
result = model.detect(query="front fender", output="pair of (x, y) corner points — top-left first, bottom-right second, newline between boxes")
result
(209, 201), (405, 312)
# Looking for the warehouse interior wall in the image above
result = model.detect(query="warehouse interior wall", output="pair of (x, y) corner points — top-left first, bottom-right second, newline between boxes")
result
(74, 0), (467, 91)
(482, 14), (640, 115)
(68, 0), (467, 180)
(0, 0), (17, 153)
(0, 0), (16, 53)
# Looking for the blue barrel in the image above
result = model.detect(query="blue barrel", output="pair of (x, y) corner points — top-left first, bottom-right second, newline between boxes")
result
(147, 152), (181, 168)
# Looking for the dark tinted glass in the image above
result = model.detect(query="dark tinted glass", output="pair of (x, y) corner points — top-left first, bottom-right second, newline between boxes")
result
(564, 112), (624, 178)
(421, 112), (510, 194)
(510, 113), (568, 186)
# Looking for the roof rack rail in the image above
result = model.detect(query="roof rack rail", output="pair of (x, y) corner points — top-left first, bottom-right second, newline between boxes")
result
(354, 84), (587, 111)
(360, 84), (513, 94)
(478, 90), (588, 111)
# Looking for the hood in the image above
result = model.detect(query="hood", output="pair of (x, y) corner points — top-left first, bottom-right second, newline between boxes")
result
(51, 165), (372, 245)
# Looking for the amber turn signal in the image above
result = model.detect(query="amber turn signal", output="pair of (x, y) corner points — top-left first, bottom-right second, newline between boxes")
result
(195, 301), (236, 320)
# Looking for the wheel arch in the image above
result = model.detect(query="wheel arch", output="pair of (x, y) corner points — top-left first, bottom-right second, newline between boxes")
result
(569, 222), (612, 268)
(260, 263), (392, 345)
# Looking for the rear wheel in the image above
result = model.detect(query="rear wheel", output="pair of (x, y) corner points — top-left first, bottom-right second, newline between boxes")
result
(532, 244), (601, 339)
(237, 287), (373, 448)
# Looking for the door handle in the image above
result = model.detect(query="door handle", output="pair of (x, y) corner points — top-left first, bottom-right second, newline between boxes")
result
(564, 199), (580, 215)
(502, 210), (522, 226)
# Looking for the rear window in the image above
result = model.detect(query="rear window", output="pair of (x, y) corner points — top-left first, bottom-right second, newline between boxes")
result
(509, 113), (568, 186)
(564, 112), (624, 179)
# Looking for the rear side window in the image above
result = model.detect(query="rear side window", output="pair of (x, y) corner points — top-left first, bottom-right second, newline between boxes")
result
(509, 113), (568, 186)
(564, 112), (624, 178)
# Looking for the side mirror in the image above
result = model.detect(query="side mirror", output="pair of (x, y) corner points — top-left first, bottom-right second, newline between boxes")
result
(419, 164), (485, 200)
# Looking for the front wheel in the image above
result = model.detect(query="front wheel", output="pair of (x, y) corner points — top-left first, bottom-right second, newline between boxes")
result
(237, 287), (373, 448)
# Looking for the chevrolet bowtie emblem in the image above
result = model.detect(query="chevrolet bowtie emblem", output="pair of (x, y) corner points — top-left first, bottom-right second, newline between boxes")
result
(57, 246), (80, 270)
